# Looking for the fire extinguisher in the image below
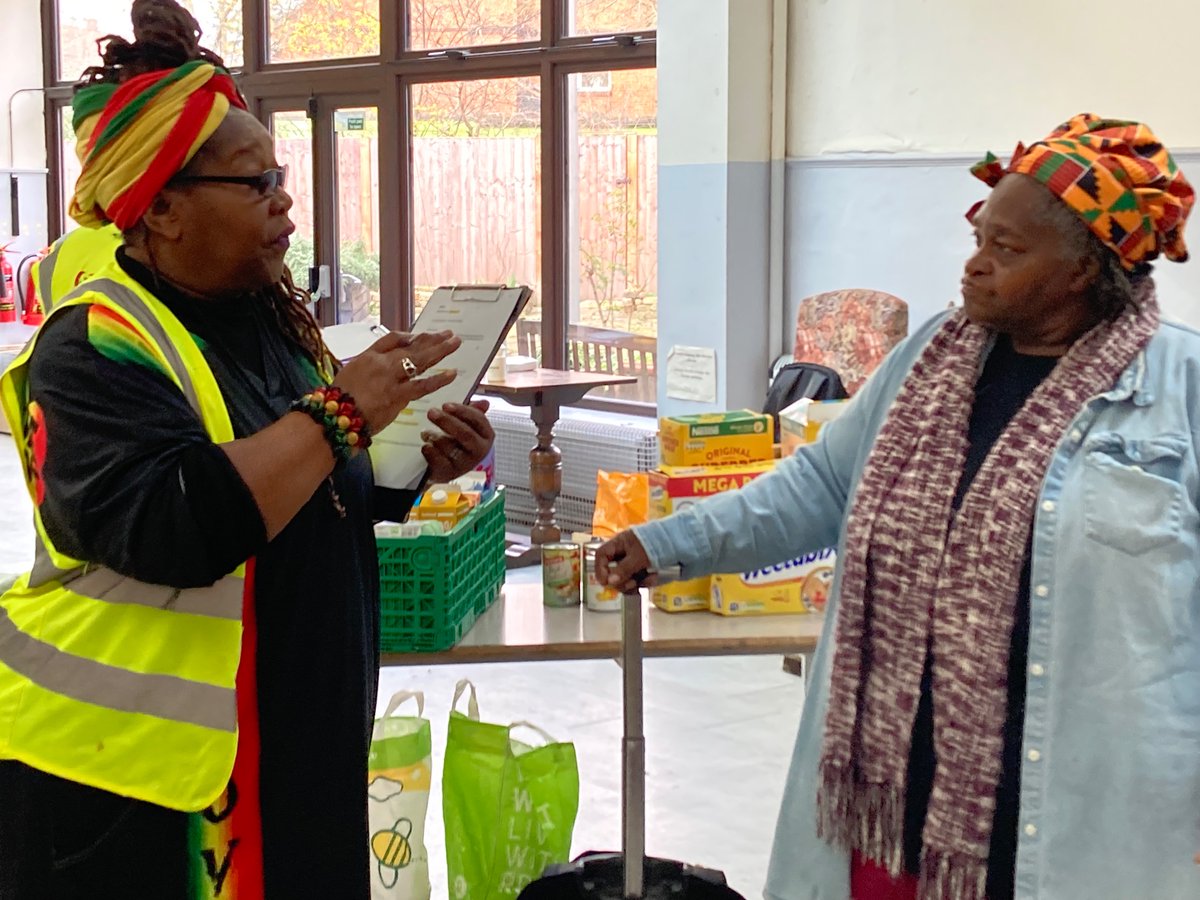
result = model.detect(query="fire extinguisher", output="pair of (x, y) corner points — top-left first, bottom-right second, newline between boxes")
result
(18, 251), (47, 326)
(0, 245), (16, 324)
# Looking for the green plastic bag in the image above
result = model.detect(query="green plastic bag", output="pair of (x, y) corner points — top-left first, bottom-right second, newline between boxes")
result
(368, 691), (433, 900)
(442, 680), (580, 900)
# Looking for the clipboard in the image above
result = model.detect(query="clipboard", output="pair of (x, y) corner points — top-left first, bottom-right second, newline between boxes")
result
(369, 284), (532, 501)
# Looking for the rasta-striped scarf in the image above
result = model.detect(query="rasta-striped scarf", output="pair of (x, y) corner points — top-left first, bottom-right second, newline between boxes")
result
(70, 60), (246, 231)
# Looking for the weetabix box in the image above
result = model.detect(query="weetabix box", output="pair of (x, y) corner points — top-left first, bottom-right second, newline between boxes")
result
(709, 548), (836, 616)
(658, 410), (774, 468)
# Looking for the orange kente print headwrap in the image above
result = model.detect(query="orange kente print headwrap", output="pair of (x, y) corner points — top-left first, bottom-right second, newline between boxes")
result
(971, 113), (1194, 269)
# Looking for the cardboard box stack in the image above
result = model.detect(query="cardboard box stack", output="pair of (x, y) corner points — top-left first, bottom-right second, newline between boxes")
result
(648, 409), (837, 616)
(647, 458), (775, 612)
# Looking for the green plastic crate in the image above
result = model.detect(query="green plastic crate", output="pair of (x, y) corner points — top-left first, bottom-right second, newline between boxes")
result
(377, 488), (506, 653)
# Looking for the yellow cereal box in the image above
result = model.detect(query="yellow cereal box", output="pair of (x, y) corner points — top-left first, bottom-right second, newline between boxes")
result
(648, 461), (776, 519)
(709, 548), (836, 616)
(651, 576), (712, 613)
(659, 410), (774, 467)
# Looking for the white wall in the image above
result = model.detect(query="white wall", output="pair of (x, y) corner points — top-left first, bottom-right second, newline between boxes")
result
(787, 0), (1200, 156)
(0, 0), (47, 171)
(782, 0), (1200, 334)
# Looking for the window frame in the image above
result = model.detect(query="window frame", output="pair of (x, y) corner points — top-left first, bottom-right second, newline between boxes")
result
(42, 0), (657, 413)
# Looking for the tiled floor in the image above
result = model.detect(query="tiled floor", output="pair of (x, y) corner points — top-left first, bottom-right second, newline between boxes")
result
(0, 439), (804, 898)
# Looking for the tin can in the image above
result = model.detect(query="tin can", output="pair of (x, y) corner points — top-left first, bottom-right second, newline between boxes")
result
(584, 540), (622, 612)
(542, 542), (581, 607)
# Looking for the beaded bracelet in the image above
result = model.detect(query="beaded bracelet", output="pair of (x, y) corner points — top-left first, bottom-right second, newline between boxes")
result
(289, 386), (372, 465)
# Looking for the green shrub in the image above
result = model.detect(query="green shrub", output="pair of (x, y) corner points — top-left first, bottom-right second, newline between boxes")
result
(284, 236), (380, 292)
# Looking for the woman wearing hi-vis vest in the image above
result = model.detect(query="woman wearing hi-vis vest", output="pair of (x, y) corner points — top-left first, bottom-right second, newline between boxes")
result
(0, 3), (494, 897)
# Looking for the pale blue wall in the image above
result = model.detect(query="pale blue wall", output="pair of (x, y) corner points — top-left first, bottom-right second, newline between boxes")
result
(657, 161), (772, 418)
(784, 155), (1200, 337)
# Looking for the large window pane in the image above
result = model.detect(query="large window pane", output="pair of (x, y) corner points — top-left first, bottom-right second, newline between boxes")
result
(335, 107), (380, 324)
(269, 0), (380, 63)
(567, 67), (657, 404)
(565, 0), (656, 36)
(410, 78), (541, 358)
(273, 112), (315, 292)
(57, 0), (243, 82)
(408, 0), (538, 51)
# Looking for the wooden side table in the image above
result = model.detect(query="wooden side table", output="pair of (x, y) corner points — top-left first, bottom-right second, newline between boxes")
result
(479, 369), (638, 558)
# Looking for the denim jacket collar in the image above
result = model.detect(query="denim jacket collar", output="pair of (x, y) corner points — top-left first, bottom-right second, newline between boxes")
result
(1101, 349), (1152, 407)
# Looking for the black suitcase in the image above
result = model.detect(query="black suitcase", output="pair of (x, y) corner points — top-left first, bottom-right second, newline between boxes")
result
(517, 573), (748, 899)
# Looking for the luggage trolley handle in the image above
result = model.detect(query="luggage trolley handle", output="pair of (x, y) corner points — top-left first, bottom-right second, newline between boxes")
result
(618, 564), (682, 900)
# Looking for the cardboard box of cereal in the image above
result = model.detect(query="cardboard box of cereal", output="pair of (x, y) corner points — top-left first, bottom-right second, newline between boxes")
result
(650, 575), (712, 613)
(648, 461), (775, 612)
(648, 461), (776, 520)
(709, 548), (836, 616)
(659, 410), (774, 467)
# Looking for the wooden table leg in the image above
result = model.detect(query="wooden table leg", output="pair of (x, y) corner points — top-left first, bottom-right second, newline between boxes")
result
(529, 400), (563, 545)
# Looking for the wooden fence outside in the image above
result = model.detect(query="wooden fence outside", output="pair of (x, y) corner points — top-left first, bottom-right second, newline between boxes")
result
(275, 133), (658, 310)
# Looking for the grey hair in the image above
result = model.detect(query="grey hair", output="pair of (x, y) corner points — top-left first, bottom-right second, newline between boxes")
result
(1034, 187), (1152, 321)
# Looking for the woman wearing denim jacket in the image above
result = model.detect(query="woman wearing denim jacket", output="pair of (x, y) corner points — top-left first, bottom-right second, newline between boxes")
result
(599, 114), (1200, 900)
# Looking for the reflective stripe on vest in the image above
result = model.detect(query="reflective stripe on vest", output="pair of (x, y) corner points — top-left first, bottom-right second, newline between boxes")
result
(0, 264), (245, 811)
(0, 606), (234, 732)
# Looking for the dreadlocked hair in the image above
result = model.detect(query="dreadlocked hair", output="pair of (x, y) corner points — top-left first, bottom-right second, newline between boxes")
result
(265, 271), (342, 380)
(76, 0), (227, 90)
(1088, 235), (1153, 322)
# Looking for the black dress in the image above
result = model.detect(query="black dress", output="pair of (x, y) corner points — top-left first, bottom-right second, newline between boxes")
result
(0, 250), (408, 899)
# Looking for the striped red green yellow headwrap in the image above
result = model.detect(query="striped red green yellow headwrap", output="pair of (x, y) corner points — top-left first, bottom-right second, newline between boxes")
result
(70, 60), (247, 231)
(970, 113), (1195, 269)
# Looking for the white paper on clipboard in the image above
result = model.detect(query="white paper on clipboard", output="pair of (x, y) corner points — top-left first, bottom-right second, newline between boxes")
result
(369, 284), (531, 490)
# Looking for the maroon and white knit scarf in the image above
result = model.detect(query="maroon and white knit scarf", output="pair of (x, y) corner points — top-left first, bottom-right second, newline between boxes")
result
(817, 284), (1160, 900)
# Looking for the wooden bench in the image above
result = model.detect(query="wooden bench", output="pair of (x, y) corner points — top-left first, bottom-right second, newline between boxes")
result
(516, 320), (656, 404)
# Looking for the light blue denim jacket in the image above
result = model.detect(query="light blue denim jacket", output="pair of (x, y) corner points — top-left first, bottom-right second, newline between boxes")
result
(634, 312), (1200, 900)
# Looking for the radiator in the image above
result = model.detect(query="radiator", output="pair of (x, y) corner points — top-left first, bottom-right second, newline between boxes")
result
(486, 404), (659, 536)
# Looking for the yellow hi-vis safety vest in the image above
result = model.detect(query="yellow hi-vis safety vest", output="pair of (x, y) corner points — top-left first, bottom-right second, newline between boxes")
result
(30, 224), (123, 315)
(0, 262), (246, 812)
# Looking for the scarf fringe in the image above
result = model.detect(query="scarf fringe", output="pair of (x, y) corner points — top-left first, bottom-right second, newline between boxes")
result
(816, 763), (905, 878)
(918, 847), (989, 900)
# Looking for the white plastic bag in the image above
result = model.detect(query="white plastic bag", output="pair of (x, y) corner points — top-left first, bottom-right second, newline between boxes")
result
(368, 691), (432, 900)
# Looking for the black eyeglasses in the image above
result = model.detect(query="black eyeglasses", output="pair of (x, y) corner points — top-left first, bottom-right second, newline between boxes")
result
(170, 165), (288, 196)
